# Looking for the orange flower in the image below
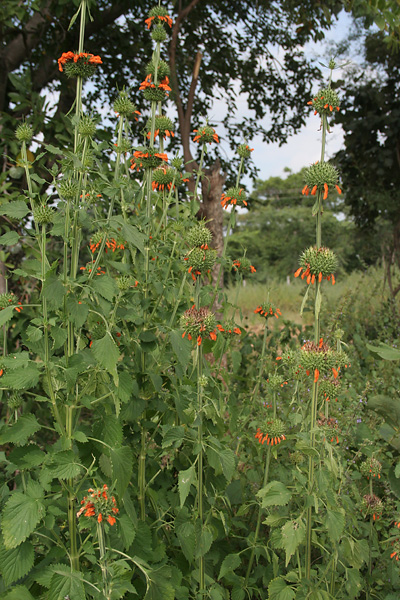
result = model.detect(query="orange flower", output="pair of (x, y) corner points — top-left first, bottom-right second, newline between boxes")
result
(145, 14), (173, 29)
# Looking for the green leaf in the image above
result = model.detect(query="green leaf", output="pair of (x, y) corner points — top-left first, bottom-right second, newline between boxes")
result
(91, 275), (118, 301)
(315, 285), (322, 319)
(175, 509), (196, 562)
(0, 231), (19, 245)
(91, 333), (120, 380)
(144, 565), (174, 600)
(0, 306), (15, 327)
(42, 273), (66, 309)
(0, 364), (40, 390)
(110, 446), (133, 497)
(48, 565), (85, 600)
(280, 519), (306, 566)
(66, 297), (89, 328)
(1, 585), (35, 600)
(26, 324), (43, 342)
(110, 217), (145, 255)
(258, 481), (292, 508)
(219, 448), (235, 481)
(1, 482), (45, 549)
(324, 508), (345, 543)
(118, 513), (136, 550)
(195, 525), (213, 558)
(0, 414), (41, 446)
(93, 414), (123, 448)
(395, 462), (400, 478)
(0, 539), (34, 585)
(162, 425), (185, 449)
(268, 577), (296, 600)
(366, 342), (400, 361)
(218, 553), (241, 579)
(170, 330), (192, 369)
(8, 445), (46, 469)
(0, 200), (30, 219)
(48, 451), (83, 480)
(178, 465), (196, 507)
(300, 285), (310, 316)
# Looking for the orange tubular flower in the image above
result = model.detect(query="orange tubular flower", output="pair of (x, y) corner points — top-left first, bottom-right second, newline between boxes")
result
(58, 51), (76, 72)
(77, 484), (118, 526)
(145, 14), (173, 29)
(193, 126), (219, 145)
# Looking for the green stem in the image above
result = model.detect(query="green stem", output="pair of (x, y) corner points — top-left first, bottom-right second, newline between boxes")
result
(97, 521), (111, 599)
(251, 324), (268, 402)
(197, 342), (205, 597)
(139, 422), (146, 521)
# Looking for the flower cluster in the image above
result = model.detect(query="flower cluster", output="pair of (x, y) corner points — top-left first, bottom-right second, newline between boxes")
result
(89, 234), (125, 254)
(216, 322), (241, 338)
(221, 187), (248, 210)
(317, 415), (339, 444)
(139, 74), (171, 102)
(360, 494), (384, 521)
(319, 376), (341, 402)
(267, 374), (288, 390)
(307, 87), (340, 117)
(80, 265), (106, 276)
(294, 246), (338, 285)
(114, 90), (141, 119)
(77, 484), (119, 526)
(298, 338), (349, 383)
(130, 148), (168, 171)
(232, 257), (256, 275)
(58, 51), (102, 78)
(193, 126), (219, 145)
(15, 123), (33, 143)
(0, 293), (23, 313)
(360, 458), (382, 480)
(237, 143), (254, 159)
(146, 115), (175, 141)
(302, 161), (341, 200)
(180, 306), (218, 346)
(145, 7), (173, 30)
(184, 223), (216, 281)
(152, 166), (176, 192)
(254, 302), (281, 319)
(255, 418), (286, 446)
(33, 205), (54, 225)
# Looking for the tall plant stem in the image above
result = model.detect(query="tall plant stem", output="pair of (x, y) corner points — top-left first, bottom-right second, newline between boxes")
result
(73, 0), (87, 152)
(97, 521), (111, 599)
(197, 342), (205, 596)
(210, 210), (236, 308)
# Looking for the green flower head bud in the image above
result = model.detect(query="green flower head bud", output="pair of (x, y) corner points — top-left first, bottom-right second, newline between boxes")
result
(254, 302), (281, 319)
(180, 306), (217, 345)
(113, 91), (138, 116)
(63, 52), (102, 79)
(185, 246), (217, 279)
(237, 143), (254, 159)
(7, 392), (23, 410)
(146, 7), (173, 30)
(361, 494), (384, 520)
(302, 161), (341, 199)
(58, 179), (80, 199)
(33, 205), (54, 225)
(187, 222), (212, 248)
(0, 292), (17, 310)
(232, 256), (256, 275)
(289, 451), (305, 465)
(151, 24), (167, 42)
(317, 415), (339, 444)
(152, 165), (176, 191)
(116, 275), (133, 291)
(130, 147), (168, 171)
(198, 375), (208, 387)
(143, 87), (168, 102)
(221, 186), (248, 210)
(78, 115), (98, 137)
(15, 123), (33, 143)
(329, 58), (336, 70)
(171, 156), (183, 169)
(193, 125), (219, 145)
(145, 59), (170, 80)
(255, 418), (286, 446)
(295, 246), (338, 284)
(145, 114), (174, 141)
(319, 376), (341, 402)
(360, 458), (382, 480)
(334, 328), (345, 340)
(267, 374), (288, 390)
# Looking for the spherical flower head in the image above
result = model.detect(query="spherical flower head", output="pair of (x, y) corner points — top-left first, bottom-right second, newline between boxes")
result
(318, 376), (341, 402)
(113, 91), (139, 117)
(231, 256), (256, 275)
(289, 451), (305, 465)
(151, 23), (167, 42)
(254, 302), (281, 319)
(116, 275), (133, 291)
(308, 87), (340, 117)
(145, 7), (173, 30)
(130, 147), (168, 171)
(34, 205), (54, 225)
(187, 222), (212, 248)
(298, 338), (348, 382)
(15, 123), (33, 143)
(152, 166), (176, 191)
(333, 328), (345, 341)
(0, 292), (23, 313)
(77, 484), (119, 526)
(295, 246), (338, 285)
(361, 494), (384, 521)
(360, 458), (382, 480)
(267, 374), (288, 390)
(58, 179), (80, 199)
(198, 375), (208, 387)
(237, 143), (254, 159)
(62, 52), (102, 79)
(180, 306), (217, 345)
(216, 320), (241, 338)
(146, 59), (170, 80)
(185, 246), (217, 280)
(255, 418), (286, 446)
(7, 392), (23, 410)
(302, 161), (341, 200)
(221, 186), (248, 210)
(317, 414), (339, 444)
(146, 114), (174, 141)
(78, 115), (97, 137)
(171, 156), (184, 169)
(193, 125), (219, 145)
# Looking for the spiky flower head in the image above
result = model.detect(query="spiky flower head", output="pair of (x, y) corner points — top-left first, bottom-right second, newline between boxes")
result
(145, 7), (173, 30)
(61, 52), (102, 79)
(139, 74), (171, 102)
(171, 156), (183, 169)
(187, 222), (212, 248)
(78, 115), (97, 137)
(146, 59), (170, 80)
(308, 87), (340, 117)
(231, 257), (256, 275)
(0, 293), (17, 310)
(113, 90), (139, 117)
(58, 179), (80, 199)
(180, 306), (217, 345)
(254, 302), (281, 319)
(146, 115), (175, 141)
(360, 457), (382, 480)
(295, 246), (338, 285)
(216, 321), (241, 338)
(318, 376), (341, 402)
(185, 246), (217, 280)
(77, 484), (119, 526)
(33, 205), (54, 225)
(151, 23), (167, 42)
(15, 123), (33, 143)
(317, 415), (340, 444)
(130, 147), (168, 171)
(255, 418), (286, 446)
(267, 374), (288, 390)
(7, 392), (23, 410)
(298, 338), (348, 382)
(116, 275), (133, 291)
(237, 143), (254, 159)
(193, 125), (219, 145)
(289, 451), (305, 465)
(198, 375), (208, 387)
(361, 494), (384, 521)
(221, 186), (248, 210)
(302, 161), (341, 200)
(152, 166), (176, 191)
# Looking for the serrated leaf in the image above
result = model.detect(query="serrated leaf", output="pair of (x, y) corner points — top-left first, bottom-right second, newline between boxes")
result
(0, 200), (30, 219)
(110, 218), (145, 255)
(175, 509), (195, 562)
(178, 465), (196, 507)
(118, 513), (136, 550)
(50, 326), (67, 349)
(94, 414), (123, 448)
(218, 553), (241, 579)
(0, 306), (16, 327)
(26, 324), (43, 342)
(0, 539), (34, 585)
(49, 451), (83, 480)
(91, 333), (120, 379)
(366, 342), (400, 361)
(2, 485), (45, 549)
(73, 430), (88, 443)
(324, 508), (345, 543)
(0, 414), (41, 446)
(0, 231), (19, 245)
(66, 297), (88, 328)
(268, 577), (296, 600)
(42, 273), (66, 309)
(144, 565), (174, 600)
(8, 445), (46, 469)
(300, 285), (310, 316)
(219, 448), (235, 481)
(48, 565), (85, 600)
(195, 525), (213, 559)
(170, 330), (192, 369)
(91, 275), (118, 301)
(0, 364), (40, 389)
(280, 519), (305, 566)
(44, 143), (63, 155)
(1, 585), (35, 600)
(162, 425), (185, 448)
(257, 481), (292, 508)
(110, 446), (133, 497)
